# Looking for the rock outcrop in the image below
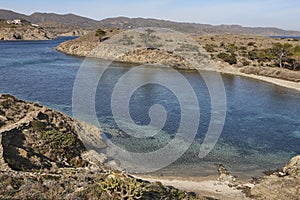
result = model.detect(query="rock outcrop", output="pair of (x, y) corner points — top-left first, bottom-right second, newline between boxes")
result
(58, 29), (90, 37)
(0, 26), (55, 40)
(250, 155), (300, 199)
(0, 94), (199, 199)
(0, 94), (90, 171)
(56, 28), (214, 70)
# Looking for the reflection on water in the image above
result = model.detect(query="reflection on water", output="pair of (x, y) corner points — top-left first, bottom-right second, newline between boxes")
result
(0, 37), (299, 178)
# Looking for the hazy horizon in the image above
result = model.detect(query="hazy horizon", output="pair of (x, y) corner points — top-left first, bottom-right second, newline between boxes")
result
(1, 0), (300, 31)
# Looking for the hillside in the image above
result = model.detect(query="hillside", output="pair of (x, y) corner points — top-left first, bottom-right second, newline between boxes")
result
(29, 12), (99, 29)
(0, 19), (55, 40)
(98, 17), (300, 36)
(0, 9), (30, 21)
(56, 28), (213, 70)
(56, 28), (300, 90)
(1, 9), (300, 36)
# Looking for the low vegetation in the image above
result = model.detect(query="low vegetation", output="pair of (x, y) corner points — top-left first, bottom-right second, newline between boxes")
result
(140, 28), (161, 48)
(119, 34), (134, 45)
(217, 52), (237, 65)
(197, 35), (300, 71)
(98, 175), (144, 199)
(95, 28), (106, 37)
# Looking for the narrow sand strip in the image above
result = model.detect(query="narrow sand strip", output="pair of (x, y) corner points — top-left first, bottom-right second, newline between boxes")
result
(213, 65), (300, 92)
(136, 176), (253, 200)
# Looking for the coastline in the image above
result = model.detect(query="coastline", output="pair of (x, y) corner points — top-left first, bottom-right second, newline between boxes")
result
(55, 45), (300, 92)
(54, 29), (300, 93)
(1, 91), (299, 199)
(215, 66), (300, 92)
(134, 174), (252, 200)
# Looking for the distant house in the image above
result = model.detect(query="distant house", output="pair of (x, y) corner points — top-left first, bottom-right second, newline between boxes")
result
(31, 24), (39, 27)
(6, 19), (22, 25)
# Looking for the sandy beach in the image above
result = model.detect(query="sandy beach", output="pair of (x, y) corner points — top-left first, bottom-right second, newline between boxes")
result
(135, 175), (253, 200)
(214, 64), (300, 92)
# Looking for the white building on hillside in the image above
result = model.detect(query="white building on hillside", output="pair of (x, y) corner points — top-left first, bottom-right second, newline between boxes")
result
(6, 19), (22, 25)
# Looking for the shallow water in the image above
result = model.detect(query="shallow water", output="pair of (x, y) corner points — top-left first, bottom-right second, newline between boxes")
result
(0, 37), (299, 178)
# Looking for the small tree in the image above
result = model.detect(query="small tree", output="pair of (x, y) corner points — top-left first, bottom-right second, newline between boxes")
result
(272, 43), (293, 68)
(217, 52), (237, 65)
(291, 45), (300, 70)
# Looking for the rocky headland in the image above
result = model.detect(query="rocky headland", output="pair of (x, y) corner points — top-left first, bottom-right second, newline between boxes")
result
(0, 93), (300, 199)
(56, 29), (300, 91)
(0, 18), (90, 41)
(0, 19), (56, 41)
(0, 26), (55, 41)
(56, 28), (213, 70)
(0, 94), (198, 199)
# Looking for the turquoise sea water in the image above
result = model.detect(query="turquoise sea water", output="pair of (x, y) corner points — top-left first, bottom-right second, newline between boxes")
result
(0, 37), (299, 178)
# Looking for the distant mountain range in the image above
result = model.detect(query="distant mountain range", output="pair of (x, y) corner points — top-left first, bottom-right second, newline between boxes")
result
(1, 9), (300, 36)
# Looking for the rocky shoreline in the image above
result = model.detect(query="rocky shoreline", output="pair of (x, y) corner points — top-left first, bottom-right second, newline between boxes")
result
(0, 94), (199, 199)
(56, 28), (214, 70)
(0, 26), (56, 41)
(0, 94), (299, 199)
(56, 29), (300, 92)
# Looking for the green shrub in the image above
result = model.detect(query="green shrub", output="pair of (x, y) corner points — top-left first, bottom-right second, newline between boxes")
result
(247, 42), (256, 46)
(248, 49), (274, 62)
(98, 175), (144, 199)
(242, 60), (251, 66)
(240, 46), (248, 51)
(293, 45), (300, 54)
(204, 44), (216, 52)
(217, 52), (237, 65)
(227, 43), (237, 52)
(41, 130), (78, 149)
(95, 29), (106, 37)
(31, 120), (46, 132)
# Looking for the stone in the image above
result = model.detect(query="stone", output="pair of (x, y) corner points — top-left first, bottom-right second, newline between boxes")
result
(283, 155), (300, 176)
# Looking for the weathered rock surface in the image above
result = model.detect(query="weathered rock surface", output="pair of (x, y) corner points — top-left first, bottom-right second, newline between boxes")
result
(250, 155), (300, 199)
(58, 29), (90, 37)
(0, 27), (55, 40)
(0, 94), (91, 171)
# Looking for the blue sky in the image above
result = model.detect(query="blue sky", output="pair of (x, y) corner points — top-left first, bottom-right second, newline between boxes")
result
(1, 0), (299, 30)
